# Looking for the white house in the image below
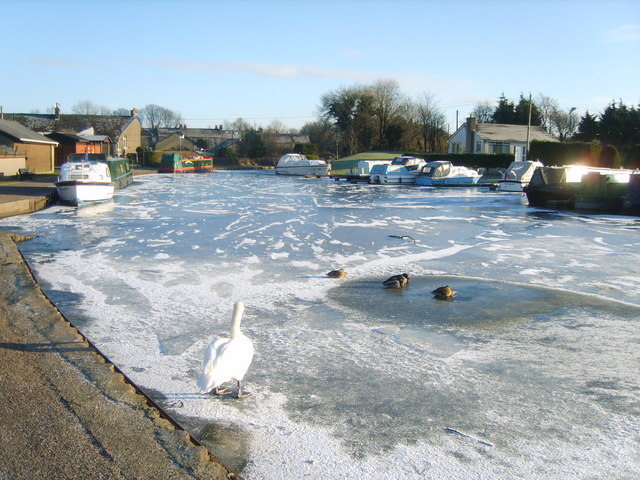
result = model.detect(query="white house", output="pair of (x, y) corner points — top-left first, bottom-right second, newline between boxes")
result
(449, 116), (558, 161)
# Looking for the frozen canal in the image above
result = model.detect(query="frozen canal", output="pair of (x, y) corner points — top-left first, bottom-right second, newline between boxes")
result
(2, 171), (639, 479)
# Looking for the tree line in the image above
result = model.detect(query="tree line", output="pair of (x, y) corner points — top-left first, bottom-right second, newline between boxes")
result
(302, 79), (449, 158)
(56, 91), (640, 164)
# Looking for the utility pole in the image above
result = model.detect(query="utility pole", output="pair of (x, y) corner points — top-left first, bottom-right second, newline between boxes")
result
(526, 93), (532, 159)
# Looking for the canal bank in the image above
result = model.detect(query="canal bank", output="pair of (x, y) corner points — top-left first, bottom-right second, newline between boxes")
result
(0, 172), (238, 479)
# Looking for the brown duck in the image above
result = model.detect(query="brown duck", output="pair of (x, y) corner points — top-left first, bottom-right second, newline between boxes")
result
(432, 285), (455, 299)
(327, 269), (347, 278)
(383, 273), (410, 289)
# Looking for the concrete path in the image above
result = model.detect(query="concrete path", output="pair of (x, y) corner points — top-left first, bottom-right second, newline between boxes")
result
(0, 175), (239, 479)
(0, 176), (58, 218)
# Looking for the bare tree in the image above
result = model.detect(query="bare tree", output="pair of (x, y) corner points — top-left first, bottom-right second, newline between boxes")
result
(225, 118), (252, 136)
(262, 120), (289, 158)
(550, 107), (580, 141)
(471, 101), (494, 123)
(140, 104), (183, 128)
(413, 92), (448, 152)
(71, 100), (110, 115)
(369, 79), (407, 150)
(535, 94), (559, 131)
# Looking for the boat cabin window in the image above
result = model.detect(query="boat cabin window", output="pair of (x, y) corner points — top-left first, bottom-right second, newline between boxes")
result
(391, 157), (409, 165)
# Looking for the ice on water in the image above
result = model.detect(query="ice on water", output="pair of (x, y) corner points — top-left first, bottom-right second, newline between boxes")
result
(2, 171), (640, 479)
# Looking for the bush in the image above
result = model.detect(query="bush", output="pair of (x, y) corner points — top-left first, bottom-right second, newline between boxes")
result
(598, 145), (621, 168)
(623, 144), (640, 169)
(294, 143), (319, 159)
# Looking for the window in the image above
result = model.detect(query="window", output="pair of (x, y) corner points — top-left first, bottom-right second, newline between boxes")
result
(475, 141), (482, 153)
(489, 142), (510, 154)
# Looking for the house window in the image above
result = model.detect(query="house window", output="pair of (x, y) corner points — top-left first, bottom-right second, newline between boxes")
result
(489, 142), (510, 154)
(475, 141), (482, 153)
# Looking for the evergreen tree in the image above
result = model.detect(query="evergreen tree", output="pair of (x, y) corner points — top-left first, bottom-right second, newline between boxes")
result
(574, 111), (599, 141)
(492, 94), (515, 124)
(514, 94), (542, 126)
(598, 101), (640, 151)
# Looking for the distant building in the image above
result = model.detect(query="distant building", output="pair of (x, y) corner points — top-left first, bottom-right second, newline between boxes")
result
(143, 126), (240, 153)
(47, 128), (112, 166)
(449, 116), (558, 161)
(0, 119), (58, 174)
(5, 108), (142, 160)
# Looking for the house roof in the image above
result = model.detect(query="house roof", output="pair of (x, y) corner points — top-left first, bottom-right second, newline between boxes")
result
(5, 113), (139, 141)
(0, 119), (58, 145)
(475, 123), (558, 143)
(47, 131), (111, 143)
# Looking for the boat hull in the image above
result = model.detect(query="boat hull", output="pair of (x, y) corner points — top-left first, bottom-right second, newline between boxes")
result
(158, 166), (196, 173)
(275, 165), (330, 176)
(55, 180), (115, 205)
(432, 176), (481, 186)
(370, 174), (418, 184)
(497, 180), (527, 192)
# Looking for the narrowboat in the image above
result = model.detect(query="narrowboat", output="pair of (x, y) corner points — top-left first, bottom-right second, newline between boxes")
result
(55, 155), (115, 205)
(65, 153), (133, 190)
(159, 153), (213, 173)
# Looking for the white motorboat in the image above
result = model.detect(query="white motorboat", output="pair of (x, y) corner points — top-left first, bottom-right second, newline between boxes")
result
(498, 160), (544, 192)
(55, 156), (115, 205)
(275, 153), (331, 177)
(368, 156), (427, 184)
(415, 160), (481, 186)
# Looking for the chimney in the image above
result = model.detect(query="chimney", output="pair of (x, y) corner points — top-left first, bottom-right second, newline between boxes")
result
(55, 103), (61, 120)
(465, 115), (477, 153)
(131, 108), (139, 117)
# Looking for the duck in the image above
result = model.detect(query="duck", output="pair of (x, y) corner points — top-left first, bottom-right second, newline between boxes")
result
(432, 285), (455, 300)
(327, 269), (347, 278)
(197, 301), (255, 398)
(383, 273), (410, 288)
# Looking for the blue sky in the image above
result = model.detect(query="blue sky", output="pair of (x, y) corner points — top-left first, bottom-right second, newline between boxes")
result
(3, 0), (639, 133)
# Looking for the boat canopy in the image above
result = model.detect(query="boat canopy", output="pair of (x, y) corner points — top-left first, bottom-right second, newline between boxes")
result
(390, 156), (425, 170)
(161, 153), (183, 168)
(277, 153), (308, 166)
(422, 161), (452, 178)
(504, 160), (542, 180)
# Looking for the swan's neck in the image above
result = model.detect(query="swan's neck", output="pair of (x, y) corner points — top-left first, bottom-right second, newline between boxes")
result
(229, 302), (245, 339)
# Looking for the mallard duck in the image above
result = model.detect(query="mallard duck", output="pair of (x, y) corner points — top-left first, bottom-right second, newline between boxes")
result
(432, 285), (455, 299)
(197, 301), (255, 398)
(383, 273), (410, 288)
(327, 269), (347, 278)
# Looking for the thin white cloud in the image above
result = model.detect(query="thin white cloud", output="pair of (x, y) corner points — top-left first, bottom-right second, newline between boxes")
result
(31, 58), (98, 69)
(602, 24), (640, 43)
(338, 48), (362, 58)
(143, 58), (474, 91)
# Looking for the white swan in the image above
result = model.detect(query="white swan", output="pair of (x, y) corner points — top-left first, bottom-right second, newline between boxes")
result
(197, 301), (255, 398)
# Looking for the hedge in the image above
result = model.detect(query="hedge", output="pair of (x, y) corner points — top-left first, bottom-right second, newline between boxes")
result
(529, 141), (603, 167)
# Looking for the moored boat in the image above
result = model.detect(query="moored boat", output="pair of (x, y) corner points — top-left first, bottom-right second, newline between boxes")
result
(65, 153), (133, 190)
(524, 164), (636, 210)
(275, 153), (331, 177)
(159, 153), (196, 173)
(415, 160), (481, 186)
(368, 156), (426, 184)
(55, 155), (115, 205)
(574, 170), (633, 211)
(622, 173), (640, 215)
(191, 156), (214, 172)
(498, 160), (543, 192)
